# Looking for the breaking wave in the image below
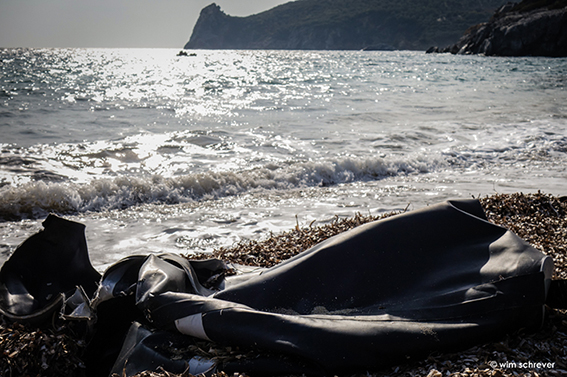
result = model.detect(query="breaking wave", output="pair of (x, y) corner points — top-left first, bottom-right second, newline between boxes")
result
(0, 156), (434, 220)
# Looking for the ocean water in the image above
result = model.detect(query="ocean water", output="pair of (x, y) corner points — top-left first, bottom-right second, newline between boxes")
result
(1, 48), (566, 269)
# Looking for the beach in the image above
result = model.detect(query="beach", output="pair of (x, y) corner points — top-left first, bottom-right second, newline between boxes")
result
(1, 48), (566, 376)
(1, 192), (566, 376)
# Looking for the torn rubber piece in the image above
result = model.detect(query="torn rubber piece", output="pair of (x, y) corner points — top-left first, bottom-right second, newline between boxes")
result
(84, 253), (230, 376)
(546, 280), (567, 309)
(0, 214), (100, 325)
(61, 286), (95, 321)
(110, 322), (216, 377)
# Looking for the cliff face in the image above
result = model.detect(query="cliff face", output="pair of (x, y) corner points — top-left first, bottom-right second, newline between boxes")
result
(184, 4), (235, 49)
(429, 1), (567, 56)
(184, 1), (508, 51)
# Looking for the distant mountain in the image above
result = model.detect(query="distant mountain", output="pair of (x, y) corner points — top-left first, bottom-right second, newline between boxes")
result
(428, 0), (567, 56)
(184, 0), (509, 51)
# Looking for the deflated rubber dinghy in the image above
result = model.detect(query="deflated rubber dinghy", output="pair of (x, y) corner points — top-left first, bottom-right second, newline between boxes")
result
(0, 200), (557, 376)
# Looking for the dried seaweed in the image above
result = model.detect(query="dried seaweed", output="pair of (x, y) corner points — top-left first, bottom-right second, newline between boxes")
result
(194, 211), (401, 268)
(0, 319), (86, 377)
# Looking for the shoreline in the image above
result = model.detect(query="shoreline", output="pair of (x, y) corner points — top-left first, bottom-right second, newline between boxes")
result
(1, 192), (566, 377)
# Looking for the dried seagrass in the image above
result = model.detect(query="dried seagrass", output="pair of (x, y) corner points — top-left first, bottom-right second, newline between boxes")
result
(0, 319), (86, 377)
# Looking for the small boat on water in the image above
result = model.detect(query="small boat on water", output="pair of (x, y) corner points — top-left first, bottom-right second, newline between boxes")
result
(177, 50), (196, 57)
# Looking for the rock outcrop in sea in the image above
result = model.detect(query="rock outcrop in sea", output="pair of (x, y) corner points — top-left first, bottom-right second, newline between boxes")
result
(184, 1), (508, 51)
(428, 0), (567, 56)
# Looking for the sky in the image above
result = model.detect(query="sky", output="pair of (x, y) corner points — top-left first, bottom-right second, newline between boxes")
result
(0, 0), (292, 48)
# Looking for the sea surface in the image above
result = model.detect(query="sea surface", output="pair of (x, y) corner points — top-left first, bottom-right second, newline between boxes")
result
(1, 48), (566, 269)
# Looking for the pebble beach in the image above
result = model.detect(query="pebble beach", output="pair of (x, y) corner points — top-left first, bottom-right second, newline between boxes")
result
(1, 192), (566, 377)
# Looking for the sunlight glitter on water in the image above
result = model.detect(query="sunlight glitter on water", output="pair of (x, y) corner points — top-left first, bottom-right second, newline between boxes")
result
(1, 48), (566, 267)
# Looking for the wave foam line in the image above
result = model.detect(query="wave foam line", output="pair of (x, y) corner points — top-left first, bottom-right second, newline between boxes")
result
(0, 156), (433, 220)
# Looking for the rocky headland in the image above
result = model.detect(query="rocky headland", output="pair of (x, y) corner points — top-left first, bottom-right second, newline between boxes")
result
(184, 0), (508, 51)
(428, 0), (567, 56)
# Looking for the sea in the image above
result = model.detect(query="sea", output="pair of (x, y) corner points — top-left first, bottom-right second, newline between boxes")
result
(1, 48), (566, 270)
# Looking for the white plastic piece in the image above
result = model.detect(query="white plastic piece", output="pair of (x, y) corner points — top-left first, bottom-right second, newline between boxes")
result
(175, 313), (210, 340)
(187, 356), (216, 375)
(541, 255), (554, 298)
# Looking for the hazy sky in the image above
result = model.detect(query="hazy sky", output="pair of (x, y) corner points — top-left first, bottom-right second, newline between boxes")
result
(0, 0), (292, 48)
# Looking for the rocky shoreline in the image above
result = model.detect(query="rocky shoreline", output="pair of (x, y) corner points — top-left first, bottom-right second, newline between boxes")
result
(1, 192), (566, 376)
(427, 0), (567, 56)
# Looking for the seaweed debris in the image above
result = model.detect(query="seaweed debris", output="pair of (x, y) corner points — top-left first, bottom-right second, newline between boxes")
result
(194, 210), (400, 268)
(0, 319), (86, 377)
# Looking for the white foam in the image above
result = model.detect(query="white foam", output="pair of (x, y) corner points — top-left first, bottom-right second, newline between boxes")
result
(3, 118), (567, 221)
(0, 153), (441, 219)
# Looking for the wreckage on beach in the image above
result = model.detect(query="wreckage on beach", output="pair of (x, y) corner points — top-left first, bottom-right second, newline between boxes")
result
(1, 199), (566, 376)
